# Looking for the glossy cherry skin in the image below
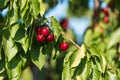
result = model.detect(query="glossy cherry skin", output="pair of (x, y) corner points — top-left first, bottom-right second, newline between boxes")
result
(41, 27), (50, 37)
(36, 27), (42, 34)
(103, 16), (109, 23)
(60, 42), (69, 51)
(47, 34), (54, 42)
(103, 7), (109, 16)
(60, 18), (68, 30)
(37, 34), (45, 42)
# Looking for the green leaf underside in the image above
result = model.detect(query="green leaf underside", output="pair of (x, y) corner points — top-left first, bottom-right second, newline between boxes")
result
(30, 41), (47, 70)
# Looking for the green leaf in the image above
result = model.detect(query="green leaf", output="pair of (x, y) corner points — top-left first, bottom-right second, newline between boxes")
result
(20, 0), (27, 11)
(92, 65), (100, 80)
(19, 50), (30, 70)
(3, 36), (18, 61)
(21, 37), (30, 53)
(105, 70), (119, 80)
(0, 0), (9, 9)
(84, 29), (93, 44)
(87, 45), (101, 58)
(21, 0), (29, 19)
(10, 24), (20, 38)
(31, 0), (40, 18)
(6, 55), (22, 80)
(24, 15), (33, 27)
(30, 41), (47, 70)
(62, 50), (76, 80)
(13, 27), (25, 41)
(104, 0), (111, 3)
(13, 26), (29, 53)
(62, 61), (71, 80)
(0, 52), (5, 74)
(93, 56), (102, 73)
(71, 57), (87, 78)
(9, 1), (19, 25)
(108, 28), (120, 49)
(80, 61), (92, 80)
(51, 16), (63, 41)
(0, 27), (2, 56)
(101, 55), (106, 73)
(19, 67), (33, 80)
(70, 44), (86, 68)
(39, 0), (46, 17)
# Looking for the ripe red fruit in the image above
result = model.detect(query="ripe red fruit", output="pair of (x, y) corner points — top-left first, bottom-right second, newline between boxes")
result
(94, 10), (99, 16)
(36, 27), (42, 34)
(37, 34), (45, 42)
(103, 16), (109, 23)
(47, 34), (54, 42)
(41, 27), (50, 37)
(103, 7), (109, 16)
(60, 42), (69, 51)
(107, 1), (114, 9)
(60, 18), (68, 30)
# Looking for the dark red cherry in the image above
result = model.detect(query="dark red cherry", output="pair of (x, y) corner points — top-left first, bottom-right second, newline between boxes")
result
(47, 34), (54, 42)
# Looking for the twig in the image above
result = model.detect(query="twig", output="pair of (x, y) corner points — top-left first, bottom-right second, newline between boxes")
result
(61, 31), (81, 49)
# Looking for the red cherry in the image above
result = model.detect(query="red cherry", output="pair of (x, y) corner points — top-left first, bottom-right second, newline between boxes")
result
(41, 27), (50, 37)
(37, 34), (45, 42)
(103, 7), (109, 16)
(60, 18), (68, 30)
(107, 1), (114, 9)
(103, 16), (109, 23)
(60, 42), (69, 51)
(36, 27), (42, 34)
(47, 34), (54, 42)
(94, 10), (99, 16)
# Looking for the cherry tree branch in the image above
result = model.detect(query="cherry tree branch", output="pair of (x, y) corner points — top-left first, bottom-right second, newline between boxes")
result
(61, 31), (81, 49)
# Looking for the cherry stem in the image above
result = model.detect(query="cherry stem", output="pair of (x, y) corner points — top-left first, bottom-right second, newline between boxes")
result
(61, 31), (81, 49)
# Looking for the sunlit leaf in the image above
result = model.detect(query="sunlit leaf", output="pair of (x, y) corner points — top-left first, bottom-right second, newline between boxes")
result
(92, 65), (100, 80)
(39, 0), (46, 17)
(70, 44), (86, 68)
(0, 0), (9, 9)
(31, 0), (40, 18)
(108, 28), (120, 49)
(51, 16), (63, 41)
(6, 55), (22, 80)
(9, 1), (19, 25)
(30, 41), (47, 70)
(20, 0), (27, 11)
(62, 61), (71, 80)
(3, 36), (18, 61)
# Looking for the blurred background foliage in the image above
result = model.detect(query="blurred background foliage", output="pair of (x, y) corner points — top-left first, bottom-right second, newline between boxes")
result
(0, 0), (120, 80)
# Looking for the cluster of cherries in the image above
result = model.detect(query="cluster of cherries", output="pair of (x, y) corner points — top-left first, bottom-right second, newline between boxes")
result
(93, 1), (113, 23)
(103, 7), (109, 23)
(36, 25), (69, 51)
(36, 26), (54, 42)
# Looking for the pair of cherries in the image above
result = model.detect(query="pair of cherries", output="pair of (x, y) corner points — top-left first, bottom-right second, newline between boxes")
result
(36, 26), (68, 51)
(103, 7), (109, 23)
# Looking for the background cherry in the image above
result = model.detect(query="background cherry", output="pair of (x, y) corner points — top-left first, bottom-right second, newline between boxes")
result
(60, 18), (69, 30)
(103, 16), (109, 23)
